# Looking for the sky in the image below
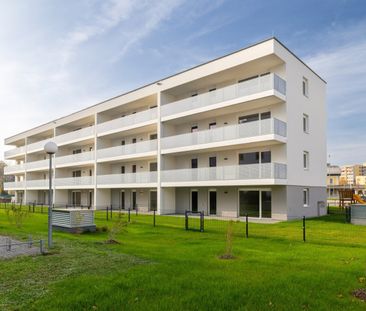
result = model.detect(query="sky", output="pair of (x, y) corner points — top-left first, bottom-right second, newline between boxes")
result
(0, 0), (366, 165)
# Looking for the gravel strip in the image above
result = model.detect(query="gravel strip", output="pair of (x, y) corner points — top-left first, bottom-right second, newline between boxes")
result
(0, 236), (43, 259)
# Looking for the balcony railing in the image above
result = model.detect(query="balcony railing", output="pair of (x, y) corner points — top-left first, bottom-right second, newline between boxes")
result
(4, 146), (26, 158)
(26, 179), (49, 188)
(4, 163), (25, 174)
(26, 159), (48, 171)
(54, 126), (95, 145)
(161, 118), (286, 150)
(56, 151), (94, 166)
(27, 127), (95, 153)
(97, 172), (158, 185)
(55, 176), (94, 187)
(4, 181), (25, 189)
(161, 163), (287, 183)
(97, 140), (158, 160)
(97, 108), (158, 135)
(161, 73), (286, 117)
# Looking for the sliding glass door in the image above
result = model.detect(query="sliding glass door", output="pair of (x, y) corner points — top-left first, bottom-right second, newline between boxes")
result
(239, 190), (272, 218)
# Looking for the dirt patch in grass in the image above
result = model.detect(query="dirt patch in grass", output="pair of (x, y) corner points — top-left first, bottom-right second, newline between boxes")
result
(352, 288), (366, 301)
(218, 254), (235, 260)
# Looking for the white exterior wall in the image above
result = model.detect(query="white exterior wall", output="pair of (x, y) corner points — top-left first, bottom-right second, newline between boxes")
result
(3, 38), (326, 220)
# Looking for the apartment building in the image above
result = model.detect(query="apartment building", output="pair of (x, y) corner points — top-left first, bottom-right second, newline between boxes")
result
(340, 164), (364, 185)
(3, 38), (327, 220)
(326, 164), (341, 198)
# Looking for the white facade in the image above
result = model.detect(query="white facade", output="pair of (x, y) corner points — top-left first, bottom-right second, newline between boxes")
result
(3, 38), (327, 220)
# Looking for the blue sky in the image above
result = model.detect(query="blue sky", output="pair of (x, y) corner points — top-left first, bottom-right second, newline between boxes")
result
(0, 0), (366, 165)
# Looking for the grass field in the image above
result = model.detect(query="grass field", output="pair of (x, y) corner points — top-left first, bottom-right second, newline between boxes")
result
(1, 207), (366, 310)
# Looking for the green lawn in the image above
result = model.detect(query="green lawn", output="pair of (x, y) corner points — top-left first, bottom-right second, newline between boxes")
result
(1, 207), (366, 310)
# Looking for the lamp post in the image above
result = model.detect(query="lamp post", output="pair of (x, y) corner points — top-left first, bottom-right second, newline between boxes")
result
(44, 141), (58, 248)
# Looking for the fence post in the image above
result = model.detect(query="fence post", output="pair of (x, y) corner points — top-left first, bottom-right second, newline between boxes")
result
(303, 216), (306, 242)
(128, 208), (131, 222)
(153, 210), (156, 227)
(33, 202), (35, 213)
(106, 206), (109, 221)
(28, 235), (33, 248)
(246, 214), (249, 238)
(41, 203), (43, 214)
(327, 202), (330, 215)
(110, 204), (113, 219)
(200, 212), (204, 232)
(136, 207), (138, 216)
(40, 240), (44, 254)
(7, 238), (11, 251)
(185, 211), (188, 230)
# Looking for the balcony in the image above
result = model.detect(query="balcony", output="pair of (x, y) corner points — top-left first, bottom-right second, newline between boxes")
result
(97, 140), (158, 162)
(97, 108), (158, 136)
(4, 146), (26, 159)
(26, 179), (49, 189)
(27, 127), (95, 153)
(26, 159), (48, 172)
(161, 118), (286, 153)
(56, 151), (94, 167)
(55, 176), (94, 189)
(4, 163), (25, 174)
(55, 126), (95, 146)
(97, 172), (157, 188)
(161, 73), (286, 120)
(4, 181), (25, 190)
(161, 163), (287, 186)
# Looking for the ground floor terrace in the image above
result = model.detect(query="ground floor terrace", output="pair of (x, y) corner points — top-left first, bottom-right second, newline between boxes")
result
(12, 185), (326, 220)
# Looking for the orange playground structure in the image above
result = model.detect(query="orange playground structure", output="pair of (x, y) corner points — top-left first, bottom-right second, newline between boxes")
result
(339, 189), (366, 208)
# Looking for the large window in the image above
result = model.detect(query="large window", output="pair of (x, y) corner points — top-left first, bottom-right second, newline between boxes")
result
(238, 111), (270, 124)
(303, 151), (309, 170)
(239, 151), (271, 165)
(303, 188), (309, 207)
(191, 158), (198, 169)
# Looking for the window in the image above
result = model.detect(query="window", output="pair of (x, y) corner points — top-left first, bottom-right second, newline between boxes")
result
(209, 157), (216, 167)
(330, 178), (333, 184)
(132, 165), (136, 173)
(121, 140), (125, 146)
(238, 114), (259, 124)
(209, 122), (216, 129)
(149, 162), (157, 172)
(191, 158), (198, 169)
(132, 138), (137, 144)
(89, 146), (93, 151)
(191, 125), (198, 133)
(261, 112), (271, 120)
(150, 133), (157, 140)
(73, 149), (82, 154)
(261, 151), (271, 163)
(303, 188), (309, 207)
(72, 170), (81, 177)
(302, 77), (309, 97)
(239, 152), (259, 165)
(303, 151), (309, 169)
(89, 170), (92, 176)
(303, 114), (309, 133)
(121, 166), (125, 174)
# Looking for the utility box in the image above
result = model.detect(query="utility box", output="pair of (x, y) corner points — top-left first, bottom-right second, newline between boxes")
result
(52, 209), (96, 233)
(350, 204), (366, 225)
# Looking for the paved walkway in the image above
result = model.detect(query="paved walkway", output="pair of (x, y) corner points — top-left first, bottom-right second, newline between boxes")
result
(0, 236), (43, 259)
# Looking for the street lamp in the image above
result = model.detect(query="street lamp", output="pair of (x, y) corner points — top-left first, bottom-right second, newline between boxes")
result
(44, 141), (58, 248)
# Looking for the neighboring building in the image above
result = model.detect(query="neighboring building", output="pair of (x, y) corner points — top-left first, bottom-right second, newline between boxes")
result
(0, 161), (5, 193)
(326, 164), (341, 198)
(341, 164), (364, 185)
(3, 37), (327, 220)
